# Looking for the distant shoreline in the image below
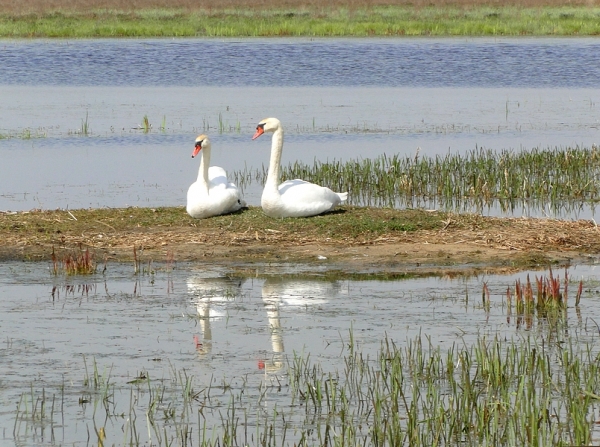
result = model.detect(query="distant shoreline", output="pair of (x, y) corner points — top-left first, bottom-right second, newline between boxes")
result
(1, 5), (600, 38)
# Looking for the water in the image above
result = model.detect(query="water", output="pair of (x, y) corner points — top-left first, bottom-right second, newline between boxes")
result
(1, 38), (600, 217)
(3, 38), (600, 445)
(1, 261), (600, 445)
(2, 38), (600, 87)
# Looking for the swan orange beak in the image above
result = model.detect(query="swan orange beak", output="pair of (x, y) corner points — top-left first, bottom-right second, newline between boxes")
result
(252, 127), (264, 140)
(192, 143), (202, 158)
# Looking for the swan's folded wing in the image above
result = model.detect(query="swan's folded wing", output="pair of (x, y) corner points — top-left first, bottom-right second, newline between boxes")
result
(278, 180), (344, 215)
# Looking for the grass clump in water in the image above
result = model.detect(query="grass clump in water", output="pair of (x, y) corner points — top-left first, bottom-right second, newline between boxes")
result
(13, 330), (600, 446)
(51, 245), (96, 275)
(234, 144), (600, 215)
(280, 331), (600, 446)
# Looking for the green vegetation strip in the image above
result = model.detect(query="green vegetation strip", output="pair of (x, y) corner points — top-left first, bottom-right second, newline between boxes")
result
(0, 206), (447, 240)
(2, 7), (600, 37)
(235, 145), (600, 212)
(14, 329), (600, 445)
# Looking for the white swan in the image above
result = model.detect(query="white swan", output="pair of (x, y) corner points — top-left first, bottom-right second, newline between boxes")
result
(252, 117), (348, 218)
(186, 134), (246, 219)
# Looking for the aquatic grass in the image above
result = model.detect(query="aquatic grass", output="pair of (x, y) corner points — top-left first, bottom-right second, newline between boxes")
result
(218, 112), (224, 134)
(142, 114), (150, 133)
(80, 111), (90, 136)
(11, 320), (600, 446)
(234, 144), (600, 215)
(503, 267), (584, 315)
(13, 386), (61, 441)
(132, 246), (156, 275)
(198, 112), (241, 134)
(51, 245), (96, 275)
(2, 127), (48, 139)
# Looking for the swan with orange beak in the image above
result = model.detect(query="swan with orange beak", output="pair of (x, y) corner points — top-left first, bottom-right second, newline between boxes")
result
(252, 118), (347, 218)
(186, 134), (246, 219)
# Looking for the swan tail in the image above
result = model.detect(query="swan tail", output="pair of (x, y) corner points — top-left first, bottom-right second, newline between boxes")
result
(337, 192), (349, 202)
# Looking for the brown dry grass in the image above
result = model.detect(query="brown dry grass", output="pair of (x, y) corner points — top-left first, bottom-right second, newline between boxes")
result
(1, 0), (597, 15)
(1, 206), (599, 275)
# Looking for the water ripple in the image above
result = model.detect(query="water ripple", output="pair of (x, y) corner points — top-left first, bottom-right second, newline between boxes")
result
(2, 38), (600, 88)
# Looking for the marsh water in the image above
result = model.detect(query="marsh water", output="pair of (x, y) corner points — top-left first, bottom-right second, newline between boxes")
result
(2, 38), (600, 445)
(1, 260), (600, 446)
(1, 38), (600, 217)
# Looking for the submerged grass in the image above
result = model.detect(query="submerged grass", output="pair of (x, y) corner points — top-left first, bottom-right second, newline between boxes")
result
(2, 5), (600, 37)
(0, 128), (47, 140)
(12, 328), (600, 446)
(235, 144), (600, 214)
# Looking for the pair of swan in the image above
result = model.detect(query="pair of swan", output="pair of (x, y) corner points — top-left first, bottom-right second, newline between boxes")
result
(187, 118), (348, 219)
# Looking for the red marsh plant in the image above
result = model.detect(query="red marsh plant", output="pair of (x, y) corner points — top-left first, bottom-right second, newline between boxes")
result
(503, 267), (583, 315)
(51, 245), (97, 275)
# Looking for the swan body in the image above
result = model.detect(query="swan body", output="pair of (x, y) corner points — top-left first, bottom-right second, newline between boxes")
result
(252, 118), (348, 218)
(186, 134), (245, 219)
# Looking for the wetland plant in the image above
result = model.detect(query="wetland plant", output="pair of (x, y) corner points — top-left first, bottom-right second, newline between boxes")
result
(233, 144), (600, 214)
(132, 245), (155, 275)
(142, 114), (151, 133)
(51, 245), (96, 275)
(80, 111), (90, 136)
(11, 326), (600, 446)
(199, 113), (242, 134)
(507, 268), (584, 312)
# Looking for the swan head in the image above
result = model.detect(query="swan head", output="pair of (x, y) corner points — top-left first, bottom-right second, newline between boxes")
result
(192, 134), (210, 158)
(252, 117), (281, 140)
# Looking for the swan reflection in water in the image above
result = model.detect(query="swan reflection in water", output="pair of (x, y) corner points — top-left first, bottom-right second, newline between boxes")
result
(187, 275), (343, 370)
(261, 278), (342, 372)
(187, 275), (246, 356)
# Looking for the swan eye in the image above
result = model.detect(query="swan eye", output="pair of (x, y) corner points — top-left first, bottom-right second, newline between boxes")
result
(257, 123), (265, 131)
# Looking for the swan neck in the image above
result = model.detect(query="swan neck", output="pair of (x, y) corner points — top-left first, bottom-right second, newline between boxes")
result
(197, 145), (210, 191)
(266, 127), (283, 191)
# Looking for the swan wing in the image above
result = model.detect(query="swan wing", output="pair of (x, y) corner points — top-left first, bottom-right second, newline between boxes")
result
(187, 183), (244, 218)
(187, 166), (245, 219)
(207, 166), (229, 187)
(262, 179), (346, 217)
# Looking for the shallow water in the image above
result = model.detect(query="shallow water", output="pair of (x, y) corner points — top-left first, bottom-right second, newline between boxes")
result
(1, 260), (600, 445)
(1, 38), (600, 218)
(1, 86), (599, 217)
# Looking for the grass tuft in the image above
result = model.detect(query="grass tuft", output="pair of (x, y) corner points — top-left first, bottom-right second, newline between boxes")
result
(51, 245), (96, 275)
